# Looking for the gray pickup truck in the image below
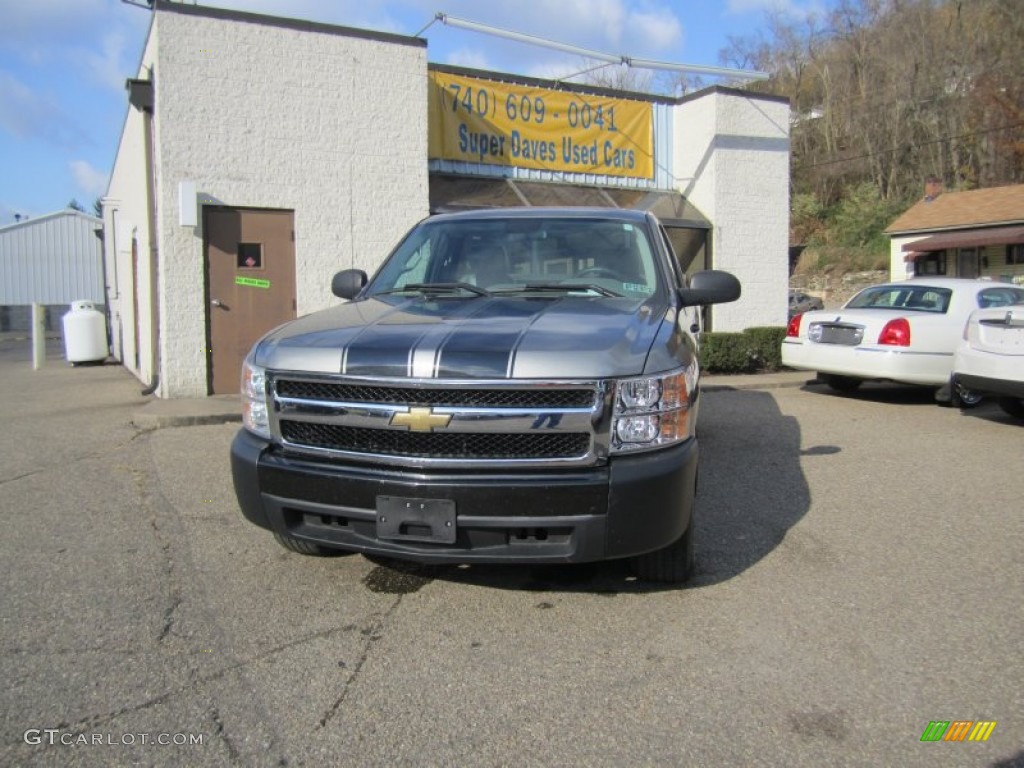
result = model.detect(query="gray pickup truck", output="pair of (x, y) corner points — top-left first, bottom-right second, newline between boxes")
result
(231, 207), (739, 582)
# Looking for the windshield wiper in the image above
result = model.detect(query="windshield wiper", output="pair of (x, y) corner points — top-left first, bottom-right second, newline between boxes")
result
(376, 282), (492, 297)
(519, 282), (623, 298)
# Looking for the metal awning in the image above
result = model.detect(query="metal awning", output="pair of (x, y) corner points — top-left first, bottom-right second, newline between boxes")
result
(428, 174), (711, 228)
(901, 225), (1024, 252)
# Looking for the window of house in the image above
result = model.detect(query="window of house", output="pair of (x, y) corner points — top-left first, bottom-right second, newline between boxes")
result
(1007, 244), (1024, 265)
(915, 252), (946, 276)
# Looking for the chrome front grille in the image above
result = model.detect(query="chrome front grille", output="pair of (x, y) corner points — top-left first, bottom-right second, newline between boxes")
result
(270, 375), (606, 468)
(275, 380), (595, 409)
(280, 421), (590, 460)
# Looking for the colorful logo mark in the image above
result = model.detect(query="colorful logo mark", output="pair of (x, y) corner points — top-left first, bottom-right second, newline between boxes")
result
(920, 720), (996, 742)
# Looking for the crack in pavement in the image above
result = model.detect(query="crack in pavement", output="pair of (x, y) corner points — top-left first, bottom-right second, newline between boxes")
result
(315, 595), (406, 731)
(122, 463), (185, 646)
(0, 435), (148, 487)
(210, 706), (242, 764)
(45, 621), (368, 733)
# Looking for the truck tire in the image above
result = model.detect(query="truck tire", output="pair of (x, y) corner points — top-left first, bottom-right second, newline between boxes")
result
(629, 520), (694, 584)
(273, 532), (346, 556)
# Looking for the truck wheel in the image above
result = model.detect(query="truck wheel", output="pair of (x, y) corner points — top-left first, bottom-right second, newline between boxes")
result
(998, 397), (1024, 420)
(820, 374), (861, 393)
(629, 521), (694, 584)
(273, 532), (346, 556)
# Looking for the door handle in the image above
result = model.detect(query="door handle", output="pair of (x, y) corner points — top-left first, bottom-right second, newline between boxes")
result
(211, 299), (224, 308)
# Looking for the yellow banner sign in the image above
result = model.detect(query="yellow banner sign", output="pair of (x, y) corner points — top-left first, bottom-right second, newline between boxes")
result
(428, 71), (653, 179)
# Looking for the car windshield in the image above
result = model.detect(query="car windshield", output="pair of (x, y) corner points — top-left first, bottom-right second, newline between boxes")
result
(846, 285), (952, 313)
(367, 217), (663, 299)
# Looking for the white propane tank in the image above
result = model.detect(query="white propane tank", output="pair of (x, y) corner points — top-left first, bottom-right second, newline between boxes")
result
(62, 300), (108, 364)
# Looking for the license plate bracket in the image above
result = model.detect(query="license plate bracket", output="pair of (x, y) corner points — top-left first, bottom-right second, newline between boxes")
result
(376, 496), (456, 544)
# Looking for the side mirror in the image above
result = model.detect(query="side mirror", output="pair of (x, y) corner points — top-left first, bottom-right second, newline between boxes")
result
(679, 270), (741, 306)
(331, 269), (367, 299)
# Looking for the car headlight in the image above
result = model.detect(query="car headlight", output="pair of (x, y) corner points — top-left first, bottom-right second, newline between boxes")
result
(241, 356), (271, 439)
(611, 367), (694, 454)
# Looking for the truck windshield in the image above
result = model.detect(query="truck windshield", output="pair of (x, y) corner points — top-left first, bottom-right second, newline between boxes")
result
(368, 217), (662, 299)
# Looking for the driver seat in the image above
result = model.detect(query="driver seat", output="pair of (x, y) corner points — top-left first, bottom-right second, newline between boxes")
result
(459, 240), (510, 289)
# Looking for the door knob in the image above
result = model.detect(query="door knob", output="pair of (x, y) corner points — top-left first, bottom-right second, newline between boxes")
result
(211, 299), (224, 307)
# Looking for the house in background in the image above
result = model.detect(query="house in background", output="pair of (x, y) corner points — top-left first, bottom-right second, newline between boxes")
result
(0, 209), (105, 333)
(885, 182), (1024, 284)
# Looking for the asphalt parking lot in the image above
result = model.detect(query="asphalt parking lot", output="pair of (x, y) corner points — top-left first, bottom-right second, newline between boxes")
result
(1, 339), (1021, 767)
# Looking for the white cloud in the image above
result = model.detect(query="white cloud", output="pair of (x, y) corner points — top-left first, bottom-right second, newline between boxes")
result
(420, 0), (683, 58)
(726, 0), (823, 20)
(523, 59), (583, 81)
(69, 160), (108, 199)
(2, 0), (150, 94)
(73, 31), (132, 92)
(444, 48), (492, 70)
(630, 8), (684, 52)
(0, 0), (110, 45)
(0, 71), (85, 147)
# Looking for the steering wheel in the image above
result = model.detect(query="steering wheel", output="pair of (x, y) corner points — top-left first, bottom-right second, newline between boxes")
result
(575, 267), (622, 280)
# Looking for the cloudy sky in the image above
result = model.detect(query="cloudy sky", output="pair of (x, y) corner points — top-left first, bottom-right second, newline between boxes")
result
(0, 0), (827, 223)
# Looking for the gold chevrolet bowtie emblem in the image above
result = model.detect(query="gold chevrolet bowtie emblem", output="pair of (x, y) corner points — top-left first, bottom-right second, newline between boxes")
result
(390, 407), (452, 432)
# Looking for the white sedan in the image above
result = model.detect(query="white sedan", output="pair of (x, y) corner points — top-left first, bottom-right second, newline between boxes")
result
(952, 302), (1024, 419)
(782, 278), (1024, 397)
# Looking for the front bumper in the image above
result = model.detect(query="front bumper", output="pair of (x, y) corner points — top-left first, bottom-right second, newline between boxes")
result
(231, 429), (698, 564)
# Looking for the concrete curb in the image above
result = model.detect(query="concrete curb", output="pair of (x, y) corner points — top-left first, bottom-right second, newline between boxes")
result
(701, 371), (817, 392)
(131, 396), (241, 430)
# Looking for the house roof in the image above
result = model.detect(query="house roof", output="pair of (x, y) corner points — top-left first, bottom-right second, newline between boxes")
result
(885, 184), (1024, 235)
(901, 225), (1024, 253)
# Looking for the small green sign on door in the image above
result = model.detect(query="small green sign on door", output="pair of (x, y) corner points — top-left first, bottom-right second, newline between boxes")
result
(235, 276), (271, 289)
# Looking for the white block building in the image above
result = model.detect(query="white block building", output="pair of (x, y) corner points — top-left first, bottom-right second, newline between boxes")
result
(104, 1), (789, 397)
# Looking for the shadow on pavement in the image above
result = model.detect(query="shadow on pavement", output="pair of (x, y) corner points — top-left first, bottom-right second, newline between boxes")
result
(800, 379), (941, 407)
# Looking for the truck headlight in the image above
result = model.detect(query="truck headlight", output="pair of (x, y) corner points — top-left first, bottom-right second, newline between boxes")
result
(241, 357), (271, 439)
(611, 368), (693, 454)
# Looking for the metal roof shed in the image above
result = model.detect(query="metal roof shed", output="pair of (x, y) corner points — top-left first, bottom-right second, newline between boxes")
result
(0, 209), (104, 306)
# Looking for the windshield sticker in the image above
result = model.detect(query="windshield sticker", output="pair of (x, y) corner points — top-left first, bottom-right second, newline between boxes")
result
(624, 283), (648, 293)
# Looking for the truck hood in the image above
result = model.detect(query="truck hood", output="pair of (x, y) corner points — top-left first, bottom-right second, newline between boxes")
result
(255, 294), (672, 379)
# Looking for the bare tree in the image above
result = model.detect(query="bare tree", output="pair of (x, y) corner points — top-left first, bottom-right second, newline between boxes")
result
(728, 0), (1024, 209)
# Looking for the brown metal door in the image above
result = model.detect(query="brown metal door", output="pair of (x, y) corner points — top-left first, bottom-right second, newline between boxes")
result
(205, 207), (296, 394)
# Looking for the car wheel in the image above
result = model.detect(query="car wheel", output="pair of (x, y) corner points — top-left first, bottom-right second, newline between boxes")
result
(820, 374), (862, 393)
(997, 397), (1024, 420)
(629, 519), (694, 584)
(273, 531), (347, 556)
(950, 377), (984, 409)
